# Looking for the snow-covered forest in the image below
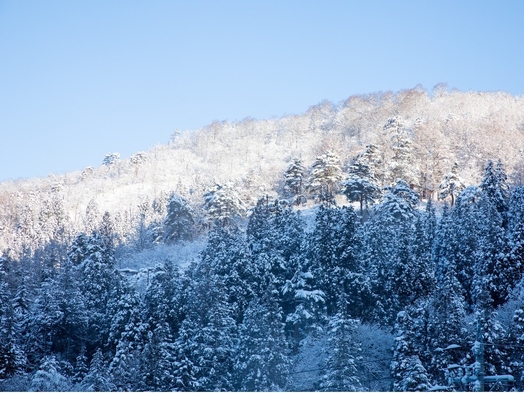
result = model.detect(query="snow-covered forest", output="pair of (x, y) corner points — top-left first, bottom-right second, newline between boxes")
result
(2, 86), (524, 391)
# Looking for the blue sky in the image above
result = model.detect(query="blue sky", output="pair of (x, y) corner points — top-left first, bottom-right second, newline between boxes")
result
(1, 0), (524, 182)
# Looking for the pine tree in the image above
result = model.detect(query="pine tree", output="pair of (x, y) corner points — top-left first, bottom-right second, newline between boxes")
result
(203, 183), (246, 227)
(271, 200), (305, 262)
(282, 254), (325, 354)
(172, 317), (199, 391)
(452, 186), (484, 308)
(438, 162), (466, 206)
(163, 194), (195, 243)
(30, 355), (71, 392)
(76, 230), (120, 348)
(234, 286), (291, 391)
(102, 152), (120, 166)
(199, 226), (255, 323)
(343, 149), (382, 214)
(174, 275), (237, 391)
(108, 282), (147, 391)
(284, 158), (307, 205)
(81, 348), (115, 392)
(352, 143), (384, 186)
(0, 257), (26, 379)
(247, 197), (304, 264)
(72, 346), (88, 385)
(306, 151), (343, 203)
(474, 194), (509, 307)
(29, 263), (87, 369)
(480, 159), (509, 225)
(308, 205), (352, 315)
(246, 196), (274, 255)
(84, 198), (100, 234)
(391, 218), (434, 307)
(427, 233), (469, 384)
(506, 187), (524, 296)
(359, 180), (419, 323)
(391, 307), (431, 392)
(142, 259), (185, 338)
(53, 256), (88, 362)
(320, 294), (361, 392)
(510, 288), (524, 389)
(384, 117), (419, 186)
(139, 322), (177, 391)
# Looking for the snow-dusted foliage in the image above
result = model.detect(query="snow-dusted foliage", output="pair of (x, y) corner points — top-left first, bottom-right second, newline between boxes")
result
(320, 294), (362, 391)
(235, 287), (291, 391)
(306, 151), (343, 203)
(438, 162), (466, 206)
(203, 183), (246, 227)
(29, 356), (71, 392)
(163, 194), (195, 242)
(391, 307), (430, 392)
(3, 88), (524, 391)
(383, 117), (419, 187)
(342, 145), (382, 214)
(102, 152), (121, 166)
(284, 158), (307, 205)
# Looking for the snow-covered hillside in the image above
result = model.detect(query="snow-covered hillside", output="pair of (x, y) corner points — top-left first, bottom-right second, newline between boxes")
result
(2, 87), (524, 391)
(2, 87), (524, 256)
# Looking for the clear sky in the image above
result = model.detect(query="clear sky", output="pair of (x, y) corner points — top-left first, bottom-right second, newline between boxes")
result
(1, 0), (524, 182)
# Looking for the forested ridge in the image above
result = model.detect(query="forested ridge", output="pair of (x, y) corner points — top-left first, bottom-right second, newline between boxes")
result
(2, 87), (524, 391)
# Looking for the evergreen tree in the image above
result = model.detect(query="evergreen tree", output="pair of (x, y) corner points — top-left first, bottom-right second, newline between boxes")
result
(427, 227), (469, 384)
(452, 186), (484, 308)
(72, 346), (88, 385)
(306, 151), (343, 203)
(474, 194), (508, 307)
(76, 230), (120, 348)
(234, 286), (291, 391)
(480, 159), (509, 225)
(506, 187), (524, 296)
(102, 152), (120, 166)
(359, 180), (419, 323)
(0, 257), (26, 379)
(320, 294), (361, 392)
(308, 204), (370, 317)
(246, 196), (274, 255)
(509, 287), (524, 389)
(284, 158), (307, 205)
(172, 318), (199, 391)
(391, 307), (431, 392)
(81, 348), (115, 392)
(384, 117), (418, 186)
(247, 197), (304, 265)
(139, 322), (177, 391)
(142, 259), (185, 338)
(391, 218), (434, 307)
(53, 256), (88, 362)
(30, 355), (71, 392)
(343, 148), (382, 214)
(203, 183), (246, 227)
(271, 200), (305, 262)
(438, 162), (466, 206)
(29, 264), (87, 369)
(108, 282), (147, 391)
(282, 253), (325, 354)
(163, 194), (195, 243)
(199, 226), (255, 323)
(174, 275), (237, 391)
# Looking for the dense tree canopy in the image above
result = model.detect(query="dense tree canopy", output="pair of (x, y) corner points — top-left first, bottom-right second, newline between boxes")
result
(2, 87), (524, 391)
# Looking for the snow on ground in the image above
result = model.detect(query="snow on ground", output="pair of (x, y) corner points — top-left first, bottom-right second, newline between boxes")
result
(117, 237), (207, 271)
(117, 238), (207, 294)
(290, 333), (328, 391)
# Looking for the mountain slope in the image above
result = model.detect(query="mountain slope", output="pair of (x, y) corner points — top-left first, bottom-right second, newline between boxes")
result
(1, 86), (524, 254)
